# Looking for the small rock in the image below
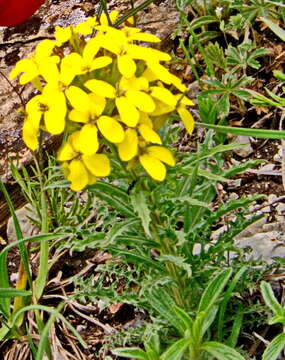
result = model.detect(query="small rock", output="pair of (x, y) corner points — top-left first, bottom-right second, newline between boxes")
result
(7, 204), (40, 243)
(232, 136), (254, 158)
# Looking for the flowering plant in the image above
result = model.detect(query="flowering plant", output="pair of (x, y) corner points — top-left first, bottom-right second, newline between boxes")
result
(10, 11), (194, 190)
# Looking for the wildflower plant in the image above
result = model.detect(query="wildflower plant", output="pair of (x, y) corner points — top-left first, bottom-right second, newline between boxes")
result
(10, 11), (194, 191)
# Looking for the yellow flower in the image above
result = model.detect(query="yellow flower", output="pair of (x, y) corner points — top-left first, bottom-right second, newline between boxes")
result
(74, 17), (97, 35)
(69, 92), (125, 145)
(100, 10), (119, 26)
(95, 25), (167, 78)
(9, 40), (58, 85)
(23, 86), (67, 149)
(176, 94), (195, 134)
(117, 124), (162, 163)
(54, 25), (72, 46)
(118, 128), (138, 161)
(115, 76), (155, 127)
(139, 146), (175, 181)
(57, 132), (111, 191)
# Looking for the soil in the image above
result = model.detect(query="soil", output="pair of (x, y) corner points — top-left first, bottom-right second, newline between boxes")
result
(1, 1), (285, 359)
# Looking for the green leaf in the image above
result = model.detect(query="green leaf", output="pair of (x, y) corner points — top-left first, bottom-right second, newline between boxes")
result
(108, 247), (164, 271)
(217, 266), (248, 342)
(130, 191), (152, 237)
(158, 255), (192, 278)
(197, 122), (285, 139)
(0, 181), (32, 288)
(0, 288), (32, 298)
(167, 196), (209, 208)
(102, 219), (141, 247)
(200, 305), (219, 338)
(261, 281), (283, 316)
(160, 338), (191, 360)
(112, 348), (148, 359)
(173, 306), (193, 331)
(148, 288), (185, 334)
(201, 341), (244, 360)
(260, 17), (285, 42)
(198, 268), (232, 313)
(89, 181), (134, 218)
(190, 15), (218, 30)
(197, 169), (228, 182)
(262, 333), (285, 360)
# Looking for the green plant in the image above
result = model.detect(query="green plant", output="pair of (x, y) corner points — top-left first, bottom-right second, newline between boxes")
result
(113, 269), (244, 360)
(261, 281), (285, 360)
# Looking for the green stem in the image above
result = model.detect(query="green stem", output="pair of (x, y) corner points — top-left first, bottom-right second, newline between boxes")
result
(33, 156), (49, 301)
(150, 213), (186, 309)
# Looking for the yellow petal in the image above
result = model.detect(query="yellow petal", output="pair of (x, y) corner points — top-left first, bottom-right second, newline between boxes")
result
(176, 94), (194, 106)
(55, 25), (72, 45)
(67, 160), (89, 191)
(22, 120), (39, 150)
(89, 93), (106, 116)
(65, 86), (90, 112)
(129, 32), (161, 43)
(69, 131), (81, 152)
(69, 109), (90, 123)
(120, 76), (149, 92)
(39, 59), (60, 84)
(171, 74), (187, 92)
(82, 153), (111, 177)
(35, 39), (56, 60)
(90, 56), (112, 71)
(87, 172), (97, 185)
(57, 142), (77, 161)
(147, 146), (175, 166)
(177, 106), (195, 134)
(44, 92), (66, 134)
(60, 53), (82, 85)
(83, 38), (100, 63)
(139, 112), (153, 128)
(84, 79), (116, 98)
(139, 154), (166, 181)
(78, 124), (99, 155)
(147, 62), (173, 84)
(126, 90), (155, 112)
(150, 86), (177, 108)
(100, 10), (119, 25)
(127, 44), (171, 62)
(139, 124), (161, 144)
(115, 96), (139, 127)
(97, 116), (125, 143)
(117, 55), (136, 78)
(9, 59), (39, 84)
(152, 114), (168, 131)
(142, 67), (157, 82)
(118, 128), (138, 161)
(151, 99), (174, 116)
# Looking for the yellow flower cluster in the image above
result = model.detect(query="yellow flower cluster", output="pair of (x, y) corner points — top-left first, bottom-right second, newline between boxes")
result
(10, 11), (194, 191)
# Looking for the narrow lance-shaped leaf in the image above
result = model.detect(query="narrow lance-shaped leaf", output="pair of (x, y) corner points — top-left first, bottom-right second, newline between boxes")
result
(198, 268), (232, 312)
(0, 288), (32, 298)
(160, 338), (191, 360)
(260, 281), (283, 316)
(260, 17), (285, 42)
(201, 341), (244, 360)
(112, 348), (149, 359)
(197, 122), (285, 139)
(262, 333), (285, 360)
(89, 182), (134, 217)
